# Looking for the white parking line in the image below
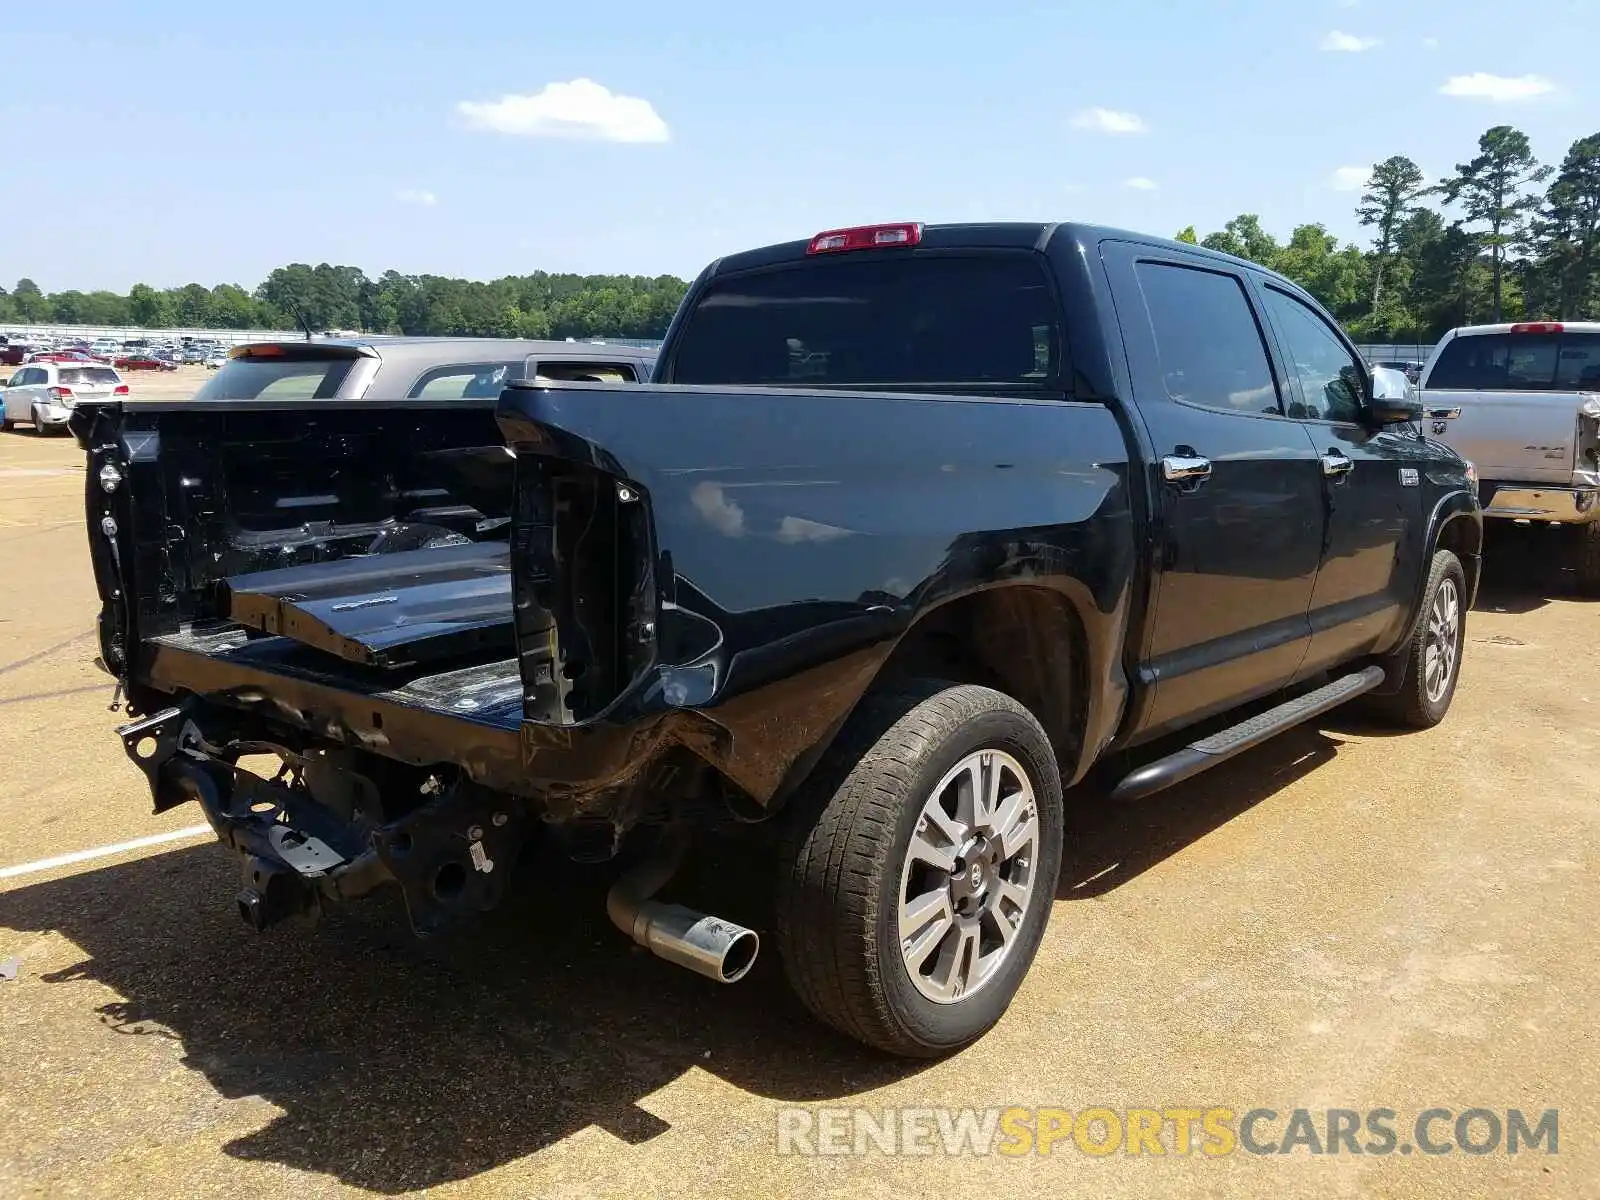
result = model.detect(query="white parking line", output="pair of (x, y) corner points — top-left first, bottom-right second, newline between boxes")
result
(0, 825), (213, 880)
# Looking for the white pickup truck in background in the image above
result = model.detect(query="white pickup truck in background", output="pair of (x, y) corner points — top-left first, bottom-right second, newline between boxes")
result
(1421, 321), (1600, 593)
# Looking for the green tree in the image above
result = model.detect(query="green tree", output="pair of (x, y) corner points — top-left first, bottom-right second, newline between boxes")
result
(1439, 125), (1550, 322)
(1174, 225), (1199, 244)
(204, 284), (262, 329)
(49, 290), (88, 323)
(1276, 224), (1370, 320)
(79, 291), (132, 324)
(257, 264), (320, 332)
(12, 278), (47, 321)
(1402, 212), (1490, 335)
(1357, 156), (1426, 308)
(173, 283), (213, 326)
(127, 283), (171, 326)
(3, 262), (689, 339)
(1200, 215), (1279, 268)
(1531, 132), (1600, 319)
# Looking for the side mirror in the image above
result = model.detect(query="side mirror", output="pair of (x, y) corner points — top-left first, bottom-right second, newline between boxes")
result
(1366, 365), (1421, 425)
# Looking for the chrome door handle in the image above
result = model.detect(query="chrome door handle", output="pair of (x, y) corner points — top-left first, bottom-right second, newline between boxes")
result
(1425, 406), (1462, 420)
(1162, 453), (1212, 483)
(1321, 451), (1354, 477)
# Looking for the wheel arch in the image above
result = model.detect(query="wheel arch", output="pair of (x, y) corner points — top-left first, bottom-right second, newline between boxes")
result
(1432, 499), (1483, 608)
(1370, 495), (1478, 696)
(868, 582), (1093, 786)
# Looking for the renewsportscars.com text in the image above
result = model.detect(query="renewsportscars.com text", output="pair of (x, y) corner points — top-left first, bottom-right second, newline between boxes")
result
(775, 1106), (1558, 1158)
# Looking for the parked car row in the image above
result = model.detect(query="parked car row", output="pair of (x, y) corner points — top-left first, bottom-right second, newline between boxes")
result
(0, 332), (232, 370)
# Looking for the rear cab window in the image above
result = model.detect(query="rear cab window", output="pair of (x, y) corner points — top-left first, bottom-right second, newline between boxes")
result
(662, 252), (1062, 392)
(530, 360), (638, 383)
(1426, 331), (1600, 391)
(191, 347), (362, 401)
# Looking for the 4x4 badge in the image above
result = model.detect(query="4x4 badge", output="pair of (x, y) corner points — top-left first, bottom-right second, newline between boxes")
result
(1399, 468), (1420, 487)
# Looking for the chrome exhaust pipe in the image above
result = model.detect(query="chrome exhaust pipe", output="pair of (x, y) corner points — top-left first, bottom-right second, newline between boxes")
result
(605, 826), (760, 983)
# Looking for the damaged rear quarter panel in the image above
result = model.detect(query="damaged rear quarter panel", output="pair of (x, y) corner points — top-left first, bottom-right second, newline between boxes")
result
(497, 381), (1135, 806)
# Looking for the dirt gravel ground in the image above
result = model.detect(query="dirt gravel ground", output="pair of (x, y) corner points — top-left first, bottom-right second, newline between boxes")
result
(1, 422), (1597, 1199)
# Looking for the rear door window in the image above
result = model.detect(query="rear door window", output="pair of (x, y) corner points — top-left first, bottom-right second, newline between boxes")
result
(665, 253), (1062, 391)
(192, 353), (357, 401)
(406, 362), (523, 399)
(1426, 332), (1600, 390)
(1132, 261), (1282, 415)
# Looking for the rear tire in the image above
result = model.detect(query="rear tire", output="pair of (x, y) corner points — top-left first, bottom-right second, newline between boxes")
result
(775, 681), (1064, 1057)
(30, 407), (45, 435)
(1569, 523), (1600, 597)
(1368, 549), (1466, 729)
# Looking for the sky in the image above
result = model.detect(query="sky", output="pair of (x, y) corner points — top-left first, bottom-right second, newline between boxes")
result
(2, 0), (1594, 291)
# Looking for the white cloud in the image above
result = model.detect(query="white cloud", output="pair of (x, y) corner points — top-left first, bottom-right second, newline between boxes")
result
(1331, 165), (1371, 191)
(394, 188), (438, 207)
(690, 482), (744, 537)
(1124, 176), (1158, 191)
(1421, 36), (1439, 49)
(457, 78), (669, 143)
(1321, 30), (1381, 52)
(1071, 107), (1148, 135)
(1439, 72), (1555, 101)
(775, 516), (851, 544)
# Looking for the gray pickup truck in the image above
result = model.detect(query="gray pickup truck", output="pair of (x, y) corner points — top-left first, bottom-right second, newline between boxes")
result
(1420, 321), (1600, 591)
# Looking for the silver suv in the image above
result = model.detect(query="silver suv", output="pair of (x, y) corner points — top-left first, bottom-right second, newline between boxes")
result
(2, 361), (128, 434)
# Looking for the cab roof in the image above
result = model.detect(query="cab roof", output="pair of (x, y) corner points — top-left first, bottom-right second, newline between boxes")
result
(702, 221), (1262, 278)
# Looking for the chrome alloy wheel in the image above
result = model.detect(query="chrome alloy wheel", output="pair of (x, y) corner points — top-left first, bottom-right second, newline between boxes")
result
(896, 749), (1040, 1004)
(1423, 576), (1461, 703)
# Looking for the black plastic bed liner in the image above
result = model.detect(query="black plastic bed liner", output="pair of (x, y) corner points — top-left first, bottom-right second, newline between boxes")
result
(222, 542), (513, 669)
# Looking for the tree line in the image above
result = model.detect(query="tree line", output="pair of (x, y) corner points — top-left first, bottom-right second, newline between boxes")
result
(1178, 125), (1600, 342)
(4, 123), (1595, 344)
(0, 267), (690, 341)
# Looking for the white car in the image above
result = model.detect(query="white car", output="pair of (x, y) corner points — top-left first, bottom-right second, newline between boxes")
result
(1, 361), (128, 434)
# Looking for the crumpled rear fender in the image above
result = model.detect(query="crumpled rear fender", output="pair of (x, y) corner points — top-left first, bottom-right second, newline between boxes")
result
(496, 381), (1137, 807)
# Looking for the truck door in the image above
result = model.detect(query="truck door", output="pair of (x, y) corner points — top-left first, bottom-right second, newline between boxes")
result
(1102, 244), (1325, 738)
(1253, 281), (1421, 675)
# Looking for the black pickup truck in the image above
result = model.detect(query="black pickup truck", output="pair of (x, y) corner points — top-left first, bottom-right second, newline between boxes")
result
(73, 222), (1481, 1057)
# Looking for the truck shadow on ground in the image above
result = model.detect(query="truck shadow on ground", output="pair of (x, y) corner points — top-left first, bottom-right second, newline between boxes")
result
(1059, 725), (1337, 900)
(1, 725), (1333, 1191)
(1472, 522), (1597, 615)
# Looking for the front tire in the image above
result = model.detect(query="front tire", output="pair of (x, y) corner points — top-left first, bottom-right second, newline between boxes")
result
(1369, 549), (1466, 729)
(775, 681), (1064, 1057)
